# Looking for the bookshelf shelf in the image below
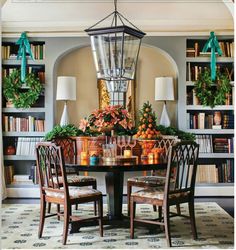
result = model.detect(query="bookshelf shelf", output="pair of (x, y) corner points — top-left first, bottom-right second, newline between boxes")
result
(186, 57), (234, 63)
(199, 153), (234, 159)
(186, 105), (234, 111)
(2, 108), (46, 113)
(3, 132), (45, 136)
(186, 81), (234, 86)
(186, 129), (234, 134)
(4, 155), (36, 161)
(2, 59), (45, 65)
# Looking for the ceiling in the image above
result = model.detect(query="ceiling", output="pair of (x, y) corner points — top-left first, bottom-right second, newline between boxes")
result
(1, 0), (234, 37)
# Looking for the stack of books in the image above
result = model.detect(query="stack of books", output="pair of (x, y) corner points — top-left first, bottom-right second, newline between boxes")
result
(196, 165), (218, 183)
(195, 135), (213, 153)
(16, 137), (44, 155)
(218, 160), (234, 183)
(213, 137), (234, 153)
(223, 114), (234, 129)
(4, 165), (14, 184)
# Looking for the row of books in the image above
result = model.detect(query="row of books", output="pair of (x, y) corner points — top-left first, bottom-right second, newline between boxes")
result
(186, 41), (234, 58)
(196, 161), (234, 183)
(3, 115), (45, 132)
(195, 135), (234, 153)
(2, 68), (45, 83)
(186, 63), (233, 82)
(4, 165), (39, 185)
(213, 137), (234, 153)
(16, 137), (44, 156)
(186, 89), (233, 106)
(187, 112), (234, 129)
(2, 44), (45, 60)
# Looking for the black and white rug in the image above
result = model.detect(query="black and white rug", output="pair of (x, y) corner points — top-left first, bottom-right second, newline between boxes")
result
(1, 202), (234, 249)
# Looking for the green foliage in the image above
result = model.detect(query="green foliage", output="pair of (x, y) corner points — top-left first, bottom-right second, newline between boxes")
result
(156, 125), (196, 141)
(194, 69), (231, 108)
(3, 69), (42, 108)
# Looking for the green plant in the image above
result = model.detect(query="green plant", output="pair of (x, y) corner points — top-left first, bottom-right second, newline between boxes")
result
(194, 69), (231, 108)
(156, 125), (196, 141)
(3, 69), (42, 108)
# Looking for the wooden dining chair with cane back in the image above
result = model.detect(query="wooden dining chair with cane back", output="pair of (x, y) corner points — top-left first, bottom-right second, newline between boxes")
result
(36, 142), (103, 245)
(47, 137), (97, 214)
(129, 141), (199, 247)
(127, 136), (180, 216)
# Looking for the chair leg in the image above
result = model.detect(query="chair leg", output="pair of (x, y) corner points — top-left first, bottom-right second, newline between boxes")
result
(163, 205), (171, 247)
(158, 206), (162, 221)
(98, 196), (103, 237)
(47, 202), (51, 214)
(75, 204), (78, 210)
(57, 204), (60, 221)
(130, 198), (136, 239)
(62, 204), (70, 245)
(93, 183), (97, 216)
(38, 197), (46, 238)
(127, 183), (132, 216)
(176, 204), (181, 215)
(153, 205), (157, 212)
(189, 200), (197, 240)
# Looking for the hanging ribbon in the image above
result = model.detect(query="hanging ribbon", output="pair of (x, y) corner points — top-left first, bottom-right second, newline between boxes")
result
(16, 32), (34, 82)
(202, 31), (222, 81)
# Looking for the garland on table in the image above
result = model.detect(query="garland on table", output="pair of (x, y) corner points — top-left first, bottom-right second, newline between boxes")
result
(194, 69), (231, 108)
(3, 69), (42, 109)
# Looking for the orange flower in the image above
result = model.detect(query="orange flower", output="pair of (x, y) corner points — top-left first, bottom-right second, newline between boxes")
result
(79, 118), (89, 132)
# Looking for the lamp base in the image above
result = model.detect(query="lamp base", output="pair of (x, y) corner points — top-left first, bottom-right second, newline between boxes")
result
(160, 102), (170, 127)
(60, 101), (70, 126)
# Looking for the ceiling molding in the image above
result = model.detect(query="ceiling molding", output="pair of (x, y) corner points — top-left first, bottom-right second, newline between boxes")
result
(11, 0), (227, 2)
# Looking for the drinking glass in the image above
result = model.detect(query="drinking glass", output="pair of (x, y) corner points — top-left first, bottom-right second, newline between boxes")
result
(128, 136), (137, 156)
(117, 136), (124, 156)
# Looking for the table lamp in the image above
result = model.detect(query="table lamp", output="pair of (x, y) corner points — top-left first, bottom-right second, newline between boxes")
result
(155, 77), (174, 127)
(56, 76), (76, 126)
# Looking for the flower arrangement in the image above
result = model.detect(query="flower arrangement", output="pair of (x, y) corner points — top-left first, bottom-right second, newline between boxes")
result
(79, 105), (135, 135)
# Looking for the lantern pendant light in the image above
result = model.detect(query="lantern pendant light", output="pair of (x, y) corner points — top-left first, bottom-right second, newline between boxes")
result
(85, 0), (146, 92)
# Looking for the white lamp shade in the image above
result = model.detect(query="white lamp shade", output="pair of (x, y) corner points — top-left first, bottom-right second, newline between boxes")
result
(56, 76), (76, 101)
(155, 77), (174, 101)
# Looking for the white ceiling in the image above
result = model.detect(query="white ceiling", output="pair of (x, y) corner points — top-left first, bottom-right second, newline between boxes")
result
(1, 0), (234, 37)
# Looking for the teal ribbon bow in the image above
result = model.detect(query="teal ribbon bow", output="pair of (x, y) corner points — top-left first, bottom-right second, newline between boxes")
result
(16, 32), (34, 82)
(202, 31), (222, 81)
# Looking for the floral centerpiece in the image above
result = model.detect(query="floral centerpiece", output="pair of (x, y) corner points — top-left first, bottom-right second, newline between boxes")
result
(79, 105), (135, 135)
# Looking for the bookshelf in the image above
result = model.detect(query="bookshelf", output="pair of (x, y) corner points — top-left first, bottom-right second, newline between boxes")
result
(184, 37), (234, 196)
(2, 39), (47, 198)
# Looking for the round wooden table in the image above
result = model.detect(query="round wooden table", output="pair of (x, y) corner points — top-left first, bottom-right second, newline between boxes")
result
(66, 158), (167, 220)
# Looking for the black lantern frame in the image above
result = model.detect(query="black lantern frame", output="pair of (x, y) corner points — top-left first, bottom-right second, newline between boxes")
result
(85, 0), (146, 92)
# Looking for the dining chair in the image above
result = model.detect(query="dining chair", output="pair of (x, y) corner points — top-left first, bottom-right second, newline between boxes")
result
(36, 142), (103, 245)
(130, 141), (199, 247)
(47, 137), (97, 214)
(127, 136), (180, 216)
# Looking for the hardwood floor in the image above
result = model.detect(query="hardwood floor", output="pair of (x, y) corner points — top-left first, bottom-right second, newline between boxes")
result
(2, 196), (234, 218)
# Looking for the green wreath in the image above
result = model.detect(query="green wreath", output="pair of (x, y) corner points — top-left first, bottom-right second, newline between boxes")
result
(194, 69), (231, 108)
(3, 69), (42, 109)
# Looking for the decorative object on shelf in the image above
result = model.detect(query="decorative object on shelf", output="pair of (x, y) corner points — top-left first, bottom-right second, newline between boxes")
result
(85, 0), (145, 93)
(56, 76), (76, 126)
(155, 77), (175, 127)
(3, 69), (42, 108)
(194, 69), (231, 108)
(135, 101), (160, 139)
(16, 32), (34, 82)
(202, 31), (223, 81)
(5, 145), (16, 155)
(79, 105), (135, 135)
(213, 111), (222, 127)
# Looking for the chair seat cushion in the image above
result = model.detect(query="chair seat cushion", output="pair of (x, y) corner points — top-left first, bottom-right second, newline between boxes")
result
(131, 187), (190, 200)
(52, 175), (96, 184)
(46, 187), (101, 200)
(128, 176), (166, 186)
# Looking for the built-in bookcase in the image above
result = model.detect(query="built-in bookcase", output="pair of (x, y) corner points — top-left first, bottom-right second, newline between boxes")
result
(2, 40), (47, 198)
(185, 37), (234, 196)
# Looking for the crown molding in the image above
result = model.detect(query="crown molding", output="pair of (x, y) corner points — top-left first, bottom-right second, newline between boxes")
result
(11, 0), (228, 2)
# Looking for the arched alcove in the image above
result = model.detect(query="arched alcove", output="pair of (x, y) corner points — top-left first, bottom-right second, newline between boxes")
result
(55, 44), (178, 127)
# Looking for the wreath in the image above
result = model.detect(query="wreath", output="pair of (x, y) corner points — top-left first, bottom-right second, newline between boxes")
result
(3, 69), (42, 109)
(194, 69), (231, 108)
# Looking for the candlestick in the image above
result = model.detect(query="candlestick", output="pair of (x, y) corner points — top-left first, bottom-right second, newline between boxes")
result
(124, 149), (132, 158)
(148, 153), (154, 161)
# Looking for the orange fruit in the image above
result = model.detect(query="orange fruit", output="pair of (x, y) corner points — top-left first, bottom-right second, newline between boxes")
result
(145, 108), (150, 112)
(142, 124), (146, 129)
(147, 134), (152, 139)
(138, 125), (142, 130)
(148, 119), (153, 123)
(144, 113), (148, 117)
(142, 118), (146, 123)
(148, 124), (153, 128)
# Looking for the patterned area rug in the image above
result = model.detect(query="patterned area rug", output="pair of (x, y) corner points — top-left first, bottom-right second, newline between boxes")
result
(1, 202), (234, 249)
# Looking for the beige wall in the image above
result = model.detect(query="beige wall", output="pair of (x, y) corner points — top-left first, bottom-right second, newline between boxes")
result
(56, 45), (178, 126)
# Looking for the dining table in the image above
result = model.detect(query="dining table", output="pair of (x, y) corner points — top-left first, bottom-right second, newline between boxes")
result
(65, 157), (167, 232)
